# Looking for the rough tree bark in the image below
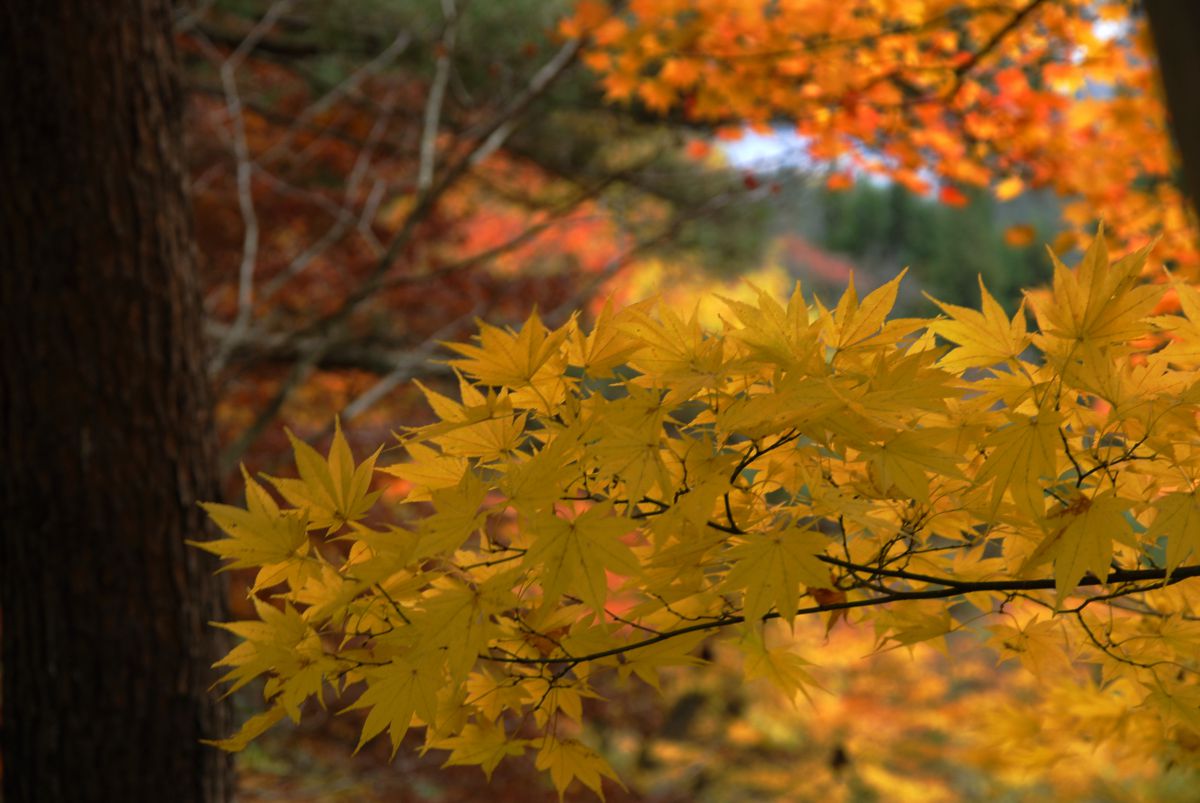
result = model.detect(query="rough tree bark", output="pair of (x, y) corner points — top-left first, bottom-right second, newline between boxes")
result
(0, 1), (231, 801)
(1145, 1), (1200, 217)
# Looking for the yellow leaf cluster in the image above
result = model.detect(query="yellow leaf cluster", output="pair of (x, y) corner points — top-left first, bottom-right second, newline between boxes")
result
(200, 234), (1200, 796)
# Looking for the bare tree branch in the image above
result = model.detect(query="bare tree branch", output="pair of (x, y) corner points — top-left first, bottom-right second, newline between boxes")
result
(339, 303), (482, 424)
(256, 28), (414, 166)
(418, 0), (460, 193)
(259, 87), (400, 299)
(468, 36), (584, 167)
(193, 1), (295, 374)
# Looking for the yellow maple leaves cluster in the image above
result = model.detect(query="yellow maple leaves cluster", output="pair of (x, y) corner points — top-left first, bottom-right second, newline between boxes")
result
(200, 234), (1200, 797)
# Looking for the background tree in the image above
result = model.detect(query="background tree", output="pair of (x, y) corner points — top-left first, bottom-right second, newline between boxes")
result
(0, 1), (230, 800)
(178, 0), (777, 488)
(180, 1), (1200, 505)
(577, 0), (1200, 272)
(1144, 1), (1200, 215)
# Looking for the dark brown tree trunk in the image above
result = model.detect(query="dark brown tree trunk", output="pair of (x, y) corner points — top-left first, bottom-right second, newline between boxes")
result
(0, 1), (231, 801)
(1145, 1), (1200, 218)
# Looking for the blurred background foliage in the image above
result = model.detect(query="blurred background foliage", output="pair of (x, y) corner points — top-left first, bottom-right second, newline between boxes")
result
(171, 0), (1151, 800)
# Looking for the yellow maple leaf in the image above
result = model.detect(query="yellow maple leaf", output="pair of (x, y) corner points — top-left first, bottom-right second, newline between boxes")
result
(432, 411), (528, 462)
(1030, 231), (1160, 363)
(740, 629), (821, 704)
(1147, 491), (1200, 574)
(566, 297), (648, 376)
(988, 616), (1075, 676)
(212, 599), (327, 702)
(822, 269), (907, 354)
(1155, 281), (1200, 367)
(203, 703), (287, 752)
(523, 502), (639, 612)
(195, 467), (309, 575)
(615, 629), (708, 689)
(976, 403), (1062, 517)
(416, 572), (517, 682)
(410, 472), (489, 561)
(444, 311), (569, 410)
(433, 721), (527, 780)
(863, 428), (964, 503)
(378, 441), (468, 503)
(720, 282), (821, 371)
(620, 303), (724, 402)
(928, 277), (1030, 371)
(723, 528), (829, 625)
(266, 419), (382, 532)
(1022, 490), (1132, 604)
(345, 657), (444, 754)
(535, 736), (623, 800)
(875, 600), (953, 653)
(500, 433), (578, 516)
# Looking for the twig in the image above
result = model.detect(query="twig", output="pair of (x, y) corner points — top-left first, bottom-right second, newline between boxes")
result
(195, 1), (296, 374)
(259, 87), (400, 300)
(418, 0), (460, 193)
(256, 28), (414, 165)
(468, 37), (584, 167)
(338, 304), (483, 425)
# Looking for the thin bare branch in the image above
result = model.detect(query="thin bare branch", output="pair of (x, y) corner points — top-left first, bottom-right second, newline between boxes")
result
(468, 36), (584, 168)
(257, 28), (414, 165)
(339, 303), (482, 424)
(194, 1), (295, 374)
(277, 31), (589, 354)
(220, 347), (321, 473)
(259, 87), (400, 299)
(418, 0), (460, 193)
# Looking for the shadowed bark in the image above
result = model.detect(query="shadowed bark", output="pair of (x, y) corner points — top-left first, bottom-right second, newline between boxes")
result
(1145, 1), (1200, 217)
(0, 1), (231, 800)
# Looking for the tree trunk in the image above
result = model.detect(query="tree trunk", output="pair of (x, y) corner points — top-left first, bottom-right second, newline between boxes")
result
(1145, 1), (1200, 218)
(0, 1), (231, 801)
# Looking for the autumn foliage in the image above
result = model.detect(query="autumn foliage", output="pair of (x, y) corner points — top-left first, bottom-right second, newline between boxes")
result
(200, 234), (1200, 797)
(572, 0), (1198, 272)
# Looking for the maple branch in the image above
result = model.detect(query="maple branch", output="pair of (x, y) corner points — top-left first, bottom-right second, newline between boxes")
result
(377, 171), (623, 290)
(951, 0), (1051, 85)
(1070, 609), (1194, 676)
(668, 5), (1018, 63)
(208, 23), (582, 457)
(214, 327), (462, 470)
(220, 349), (320, 473)
(481, 564), (1200, 666)
(174, 0), (219, 33)
(1060, 426), (1085, 487)
(210, 168), (616, 382)
(205, 321), (452, 375)
(1077, 433), (1152, 483)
